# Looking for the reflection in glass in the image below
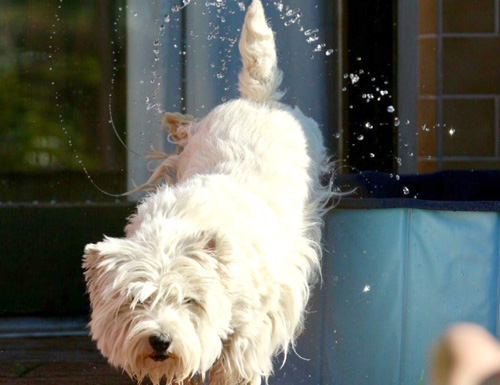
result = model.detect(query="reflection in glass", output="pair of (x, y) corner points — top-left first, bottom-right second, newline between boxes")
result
(0, 0), (126, 202)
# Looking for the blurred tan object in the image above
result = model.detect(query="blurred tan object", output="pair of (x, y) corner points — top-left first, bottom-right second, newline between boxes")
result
(431, 323), (500, 385)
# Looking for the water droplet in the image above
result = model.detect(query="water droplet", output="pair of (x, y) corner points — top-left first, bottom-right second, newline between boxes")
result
(365, 122), (373, 129)
(403, 186), (410, 195)
(306, 35), (319, 44)
(164, 14), (171, 23)
(349, 73), (359, 84)
(146, 103), (160, 111)
(357, 134), (364, 141)
(369, 153), (375, 158)
(238, 2), (246, 11)
(284, 14), (301, 26)
(276, 1), (284, 12)
(394, 117), (400, 127)
(325, 49), (334, 56)
(304, 28), (319, 36)
(449, 127), (455, 136)
(387, 105), (395, 113)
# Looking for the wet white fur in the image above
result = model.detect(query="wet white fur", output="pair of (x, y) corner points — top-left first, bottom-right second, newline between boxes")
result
(83, 1), (333, 384)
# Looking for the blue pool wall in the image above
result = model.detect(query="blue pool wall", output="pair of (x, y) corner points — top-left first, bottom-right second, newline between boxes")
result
(271, 171), (500, 385)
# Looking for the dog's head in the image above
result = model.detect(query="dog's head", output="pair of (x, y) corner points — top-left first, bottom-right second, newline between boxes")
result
(83, 218), (233, 384)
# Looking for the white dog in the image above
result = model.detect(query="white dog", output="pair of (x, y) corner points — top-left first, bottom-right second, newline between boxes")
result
(83, 1), (333, 384)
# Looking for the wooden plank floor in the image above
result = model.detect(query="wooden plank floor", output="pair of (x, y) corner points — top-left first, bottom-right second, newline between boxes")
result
(0, 336), (138, 384)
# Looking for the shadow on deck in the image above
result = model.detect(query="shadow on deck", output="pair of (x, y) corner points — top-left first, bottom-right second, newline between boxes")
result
(0, 336), (136, 385)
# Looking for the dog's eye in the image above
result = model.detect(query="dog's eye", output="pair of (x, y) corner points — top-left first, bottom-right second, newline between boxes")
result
(183, 298), (196, 305)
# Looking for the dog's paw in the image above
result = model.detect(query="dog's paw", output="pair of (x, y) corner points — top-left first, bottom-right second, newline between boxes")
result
(162, 112), (195, 147)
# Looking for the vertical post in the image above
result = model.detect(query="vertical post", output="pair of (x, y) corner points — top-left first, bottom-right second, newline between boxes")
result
(126, 0), (181, 200)
(397, 0), (419, 174)
(435, 0), (443, 170)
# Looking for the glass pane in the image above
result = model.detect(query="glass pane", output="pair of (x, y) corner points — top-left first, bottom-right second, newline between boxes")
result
(0, 0), (127, 203)
(417, 0), (500, 173)
(0, 0), (340, 203)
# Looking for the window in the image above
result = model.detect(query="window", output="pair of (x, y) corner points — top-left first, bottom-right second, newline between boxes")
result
(415, 0), (500, 173)
(0, 0), (131, 317)
(341, 0), (500, 175)
(1, 0), (128, 203)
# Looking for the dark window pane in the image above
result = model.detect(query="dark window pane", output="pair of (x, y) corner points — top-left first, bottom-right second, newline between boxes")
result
(0, 0), (127, 202)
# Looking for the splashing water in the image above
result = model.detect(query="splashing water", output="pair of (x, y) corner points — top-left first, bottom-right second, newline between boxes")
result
(55, 0), (340, 198)
(171, 0), (192, 13)
(271, 1), (335, 55)
(49, 2), (145, 198)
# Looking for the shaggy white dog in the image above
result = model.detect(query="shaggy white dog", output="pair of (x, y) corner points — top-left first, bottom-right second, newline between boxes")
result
(83, 1), (333, 384)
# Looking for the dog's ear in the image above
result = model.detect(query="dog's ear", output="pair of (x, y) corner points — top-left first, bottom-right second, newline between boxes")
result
(82, 237), (127, 274)
(204, 237), (217, 253)
(82, 242), (103, 290)
(199, 231), (233, 266)
(161, 112), (194, 147)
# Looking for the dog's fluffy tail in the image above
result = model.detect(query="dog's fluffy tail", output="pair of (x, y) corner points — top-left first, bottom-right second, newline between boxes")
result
(238, 0), (283, 102)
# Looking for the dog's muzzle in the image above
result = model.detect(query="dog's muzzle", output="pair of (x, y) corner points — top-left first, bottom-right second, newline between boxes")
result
(149, 335), (171, 362)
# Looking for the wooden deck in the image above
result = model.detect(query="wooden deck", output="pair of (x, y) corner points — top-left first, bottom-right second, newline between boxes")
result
(0, 336), (138, 384)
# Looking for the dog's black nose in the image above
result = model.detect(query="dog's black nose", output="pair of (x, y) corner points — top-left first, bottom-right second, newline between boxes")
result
(149, 335), (171, 353)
